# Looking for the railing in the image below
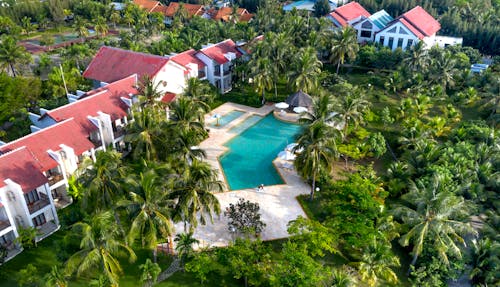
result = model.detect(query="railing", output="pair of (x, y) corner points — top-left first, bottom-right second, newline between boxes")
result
(47, 173), (64, 186)
(0, 220), (11, 231)
(27, 194), (50, 214)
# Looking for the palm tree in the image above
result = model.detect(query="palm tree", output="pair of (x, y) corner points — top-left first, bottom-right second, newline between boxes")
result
(136, 75), (164, 107)
(183, 77), (215, 104)
(94, 16), (109, 38)
(0, 35), (32, 77)
(77, 150), (127, 213)
(334, 90), (369, 139)
(66, 212), (137, 285)
(109, 10), (121, 29)
(329, 267), (356, 287)
(288, 46), (322, 93)
(295, 122), (340, 201)
(250, 56), (273, 104)
(174, 232), (199, 264)
(119, 169), (175, 262)
(403, 41), (430, 71)
(21, 16), (37, 35)
(351, 238), (399, 287)
(173, 159), (222, 231)
(61, 43), (93, 70)
(300, 92), (337, 126)
(330, 26), (359, 74)
(73, 17), (89, 38)
(125, 106), (166, 161)
(169, 97), (208, 137)
(392, 174), (477, 272)
(139, 259), (162, 287)
(428, 50), (458, 95)
(45, 265), (67, 287)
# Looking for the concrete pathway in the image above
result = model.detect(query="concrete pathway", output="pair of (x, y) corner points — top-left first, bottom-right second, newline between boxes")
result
(173, 102), (310, 249)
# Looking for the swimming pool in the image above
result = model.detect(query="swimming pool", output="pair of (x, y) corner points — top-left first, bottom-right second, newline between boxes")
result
(219, 114), (302, 190)
(210, 110), (245, 128)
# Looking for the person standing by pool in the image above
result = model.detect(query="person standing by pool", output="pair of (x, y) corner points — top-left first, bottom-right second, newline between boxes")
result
(258, 184), (264, 191)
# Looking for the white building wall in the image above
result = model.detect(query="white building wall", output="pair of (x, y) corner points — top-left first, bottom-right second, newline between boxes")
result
(1, 180), (31, 229)
(374, 22), (420, 50)
(160, 61), (189, 94)
(195, 53), (216, 85)
(353, 19), (380, 43)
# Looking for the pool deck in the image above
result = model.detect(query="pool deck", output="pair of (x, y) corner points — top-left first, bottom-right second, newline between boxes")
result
(173, 102), (310, 249)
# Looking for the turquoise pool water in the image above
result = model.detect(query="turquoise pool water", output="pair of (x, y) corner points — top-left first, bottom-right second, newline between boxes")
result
(220, 114), (302, 190)
(210, 110), (244, 128)
(228, 114), (262, 134)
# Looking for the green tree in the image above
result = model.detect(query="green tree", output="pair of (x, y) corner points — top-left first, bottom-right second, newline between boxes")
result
(313, 0), (331, 17)
(17, 264), (41, 287)
(250, 56), (273, 104)
(73, 17), (89, 38)
(185, 252), (214, 285)
(21, 16), (37, 35)
(66, 212), (137, 285)
(120, 169), (174, 262)
(329, 267), (356, 287)
(288, 46), (322, 93)
(393, 174), (477, 271)
(174, 232), (199, 264)
(330, 26), (359, 74)
(125, 105), (166, 161)
(139, 259), (162, 287)
(224, 198), (266, 237)
(295, 121), (339, 200)
(287, 216), (338, 257)
(94, 16), (109, 38)
(44, 265), (68, 287)
(0, 36), (32, 77)
(15, 226), (38, 248)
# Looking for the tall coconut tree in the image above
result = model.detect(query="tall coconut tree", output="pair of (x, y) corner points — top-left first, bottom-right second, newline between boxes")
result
(119, 169), (175, 262)
(392, 174), (477, 272)
(125, 105), (166, 161)
(334, 90), (369, 139)
(288, 46), (322, 94)
(295, 122), (340, 201)
(169, 97), (208, 137)
(250, 56), (273, 104)
(94, 16), (109, 38)
(428, 50), (459, 95)
(73, 17), (89, 38)
(173, 159), (222, 231)
(0, 35), (32, 77)
(403, 41), (430, 71)
(183, 77), (215, 104)
(66, 212), (137, 285)
(174, 232), (199, 265)
(299, 92), (337, 126)
(330, 26), (359, 74)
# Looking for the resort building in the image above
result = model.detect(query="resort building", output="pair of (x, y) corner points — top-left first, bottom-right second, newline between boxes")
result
(351, 10), (393, 43)
(153, 2), (205, 25)
(133, 0), (163, 13)
(327, 1), (371, 28)
(196, 39), (243, 94)
(205, 7), (254, 22)
(283, 0), (346, 13)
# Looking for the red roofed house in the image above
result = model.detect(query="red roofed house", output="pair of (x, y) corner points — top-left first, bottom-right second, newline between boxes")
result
(83, 46), (170, 92)
(205, 7), (253, 22)
(327, 1), (371, 28)
(196, 39), (243, 93)
(154, 2), (205, 25)
(374, 6), (441, 50)
(133, 0), (162, 13)
(30, 75), (137, 153)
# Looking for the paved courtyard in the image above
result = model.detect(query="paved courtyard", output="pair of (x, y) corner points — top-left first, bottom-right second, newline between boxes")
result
(173, 102), (310, 249)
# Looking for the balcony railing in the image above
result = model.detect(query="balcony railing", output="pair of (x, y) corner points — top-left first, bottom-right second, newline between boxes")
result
(47, 173), (64, 186)
(214, 69), (231, 77)
(27, 194), (50, 214)
(0, 220), (11, 231)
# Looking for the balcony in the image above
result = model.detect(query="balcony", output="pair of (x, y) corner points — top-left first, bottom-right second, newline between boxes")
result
(0, 220), (11, 232)
(89, 136), (102, 148)
(214, 69), (231, 77)
(47, 173), (64, 186)
(52, 185), (72, 209)
(198, 70), (206, 79)
(27, 194), (50, 214)
(113, 125), (125, 139)
(35, 221), (59, 242)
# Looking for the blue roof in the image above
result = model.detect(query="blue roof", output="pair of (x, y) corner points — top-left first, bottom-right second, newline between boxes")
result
(368, 10), (393, 29)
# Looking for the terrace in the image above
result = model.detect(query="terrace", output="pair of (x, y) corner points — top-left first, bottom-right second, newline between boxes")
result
(27, 193), (50, 214)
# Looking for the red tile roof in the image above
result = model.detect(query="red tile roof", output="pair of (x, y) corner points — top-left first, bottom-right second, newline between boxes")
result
(161, 92), (177, 103)
(41, 75), (137, 135)
(169, 49), (206, 70)
(0, 119), (95, 172)
(199, 39), (242, 65)
(208, 7), (249, 21)
(157, 2), (204, 17)
(133, 0), (162, 12)
(83, 46), (169, 84)
(400, 6), (440, 37)
(329, 1), (370, 27)
(0, 147), (48, 191)
(399, 18), (424, 39)
(238, 13), (254, 22)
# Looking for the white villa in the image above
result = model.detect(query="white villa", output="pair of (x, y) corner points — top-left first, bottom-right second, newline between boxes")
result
(328, 2), (462, 50)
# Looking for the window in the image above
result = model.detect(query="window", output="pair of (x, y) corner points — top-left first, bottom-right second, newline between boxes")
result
(24, 190), (40, 205)
(379, 36), (385, 45)
(388, 37), (394, 48)
(0, 235), (8, 245)
(407, 39), (414, 47)
(387, 27), (397, 33)
(399, 27), (408, 34)
(360, 30), (372, 38)
(397, 38), (404, 48)
(361, 21), (372, 29)
(32, 213), (46, 227)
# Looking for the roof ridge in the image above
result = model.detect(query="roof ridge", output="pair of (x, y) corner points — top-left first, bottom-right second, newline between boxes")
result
(99, 46), (169, 60)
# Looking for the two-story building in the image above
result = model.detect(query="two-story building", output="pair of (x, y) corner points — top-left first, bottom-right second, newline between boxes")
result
(351, 9), (393, 43)
(196, 39), (243, 94)
(327, 1), (371, 28)
(153, 2), (205, 25)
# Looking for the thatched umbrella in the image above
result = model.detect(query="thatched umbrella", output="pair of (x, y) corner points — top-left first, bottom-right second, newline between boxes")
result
(285, 90), (312, 108)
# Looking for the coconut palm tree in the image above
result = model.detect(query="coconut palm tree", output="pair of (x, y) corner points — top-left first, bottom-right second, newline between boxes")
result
(73, 17), (89, 38)
(77, 150), (127, 213)
(288, 46), (322, 94)
(94, 16), (109, 38)
(300, 92), (337, 126)
(169, 97), (208, 137)
(66, 212), (137, 285)
(295, 121), (340, 201)
(351, 237), (399, 287)
(173, 159), (222, 231)
(392, 174), (477, 272)
(109, 10), (121, 29)
(183, 77), (215, 104)
(250, 56), (273, 104)
(334, 91), (369, 139)
(45, 265), (68, 287)
(0, 35), (32, 77)
(329, 267), (356, 287)
(428, 50), (459, 95)
(139, 259), (161, 287)
(136, 75), (164, 107)
(403, 41), (430, 71)
(174, 232), (199, 265)
(171, 128), (207, 164)
(330, 26), (359, 74)
(21, 16), (37, 35)
(125, 105), (166, 161)
(61, 43), (93, 70)
(119, 169), (175, 262)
